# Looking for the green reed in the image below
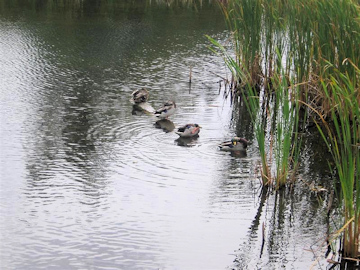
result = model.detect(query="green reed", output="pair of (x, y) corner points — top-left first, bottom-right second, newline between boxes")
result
(219, 0), (360, 90)
(309, 62), (359, 259)
(219, 0), (263, 85)
(214, 0), (359, 257)
(265, 68), (304, 189)
(272, 73), (300, 189)
(207, 36), (271, 185)
(208, 37), (304, 188)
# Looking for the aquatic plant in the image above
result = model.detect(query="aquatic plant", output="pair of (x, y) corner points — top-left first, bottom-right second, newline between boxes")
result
(307, 62), (359, 259)
(272, 74), (299, 189)
(218, 0), (263, 87)
(207, 36), (270, 185)
(208, 37), (305, 189)
(218, 0), (360, 91)
(212, 0), (359, 260)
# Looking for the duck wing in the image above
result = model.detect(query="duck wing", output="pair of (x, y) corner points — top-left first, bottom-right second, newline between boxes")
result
(218, 140), (234, 148)
(154, 106), (168, 114)
(177, 126), (186, 133)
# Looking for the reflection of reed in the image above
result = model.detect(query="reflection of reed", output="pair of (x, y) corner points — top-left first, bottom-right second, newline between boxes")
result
(232, 186), (268, 268)
(253, 188), (268, 237)
(33, 0), (84, 11)
(155, 0), (204, 7)
(232, 185), (332, 268)
(21, 0), (217, 15)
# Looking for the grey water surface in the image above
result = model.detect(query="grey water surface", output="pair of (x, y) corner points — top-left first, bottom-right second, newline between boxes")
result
(0, 1), (332, 269)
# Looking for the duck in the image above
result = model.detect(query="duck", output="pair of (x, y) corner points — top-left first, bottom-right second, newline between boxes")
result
(131, 88), (149, 104)
(175, 124), (201, 138)
(218, 137), (249, 151)
(154, 101), (176, 119)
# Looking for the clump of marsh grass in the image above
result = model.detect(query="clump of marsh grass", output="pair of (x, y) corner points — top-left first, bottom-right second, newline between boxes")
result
(307, 62), (359, 259)
(218, 0), (264, 88)
(207, 36), (271, 186)
(208, 37), (304, 189)
(218, 0), (360, 94)
(212, 0), (359, 260)
(272, 72), (303, 189)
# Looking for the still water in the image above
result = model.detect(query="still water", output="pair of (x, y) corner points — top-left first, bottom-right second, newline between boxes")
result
(1, 1), (332, 269)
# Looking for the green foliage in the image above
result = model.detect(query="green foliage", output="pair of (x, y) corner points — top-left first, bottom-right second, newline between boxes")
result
(313, 63), (359, 258)
(218, 0), (360, 87)
(273, 74), (296, 188)
(208, 37), (303, 189)
(212, 0), (360, 259)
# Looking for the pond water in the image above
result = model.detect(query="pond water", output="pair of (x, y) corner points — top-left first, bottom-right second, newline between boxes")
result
(0, 1), (335, 269)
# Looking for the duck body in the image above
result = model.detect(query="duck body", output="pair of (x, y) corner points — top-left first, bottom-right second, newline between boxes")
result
(175, 124), (201, 138)
(218, 137), (248, 151)
(154, 101), (176, 119)
(131, 88), (149, 104)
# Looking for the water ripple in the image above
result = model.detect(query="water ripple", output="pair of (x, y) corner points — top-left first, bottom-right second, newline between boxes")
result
(0, 10), (303, 270)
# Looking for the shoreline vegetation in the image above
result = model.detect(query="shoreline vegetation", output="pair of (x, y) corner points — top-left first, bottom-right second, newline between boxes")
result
(208, 0), (359, 265)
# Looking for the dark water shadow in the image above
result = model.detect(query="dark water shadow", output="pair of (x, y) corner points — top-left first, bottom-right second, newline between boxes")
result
(154, 119), (175, 133)
(131, 105), (145, 116)
(175, 136), (199, 147)
(132, 104), (145, 116)
(229, 150), (247, 158)
(132, 102), (155, 116)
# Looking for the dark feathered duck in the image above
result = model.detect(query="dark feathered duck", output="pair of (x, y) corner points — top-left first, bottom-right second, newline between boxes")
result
(218, 137), (249, 151)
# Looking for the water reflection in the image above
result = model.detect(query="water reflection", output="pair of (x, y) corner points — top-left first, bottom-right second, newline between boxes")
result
(232, 100), (254, 141)
(174, 136), (199, 147)
(229, 150), (247, 158)
(154, 119), (175, 133)
(132, 104), (146, 116)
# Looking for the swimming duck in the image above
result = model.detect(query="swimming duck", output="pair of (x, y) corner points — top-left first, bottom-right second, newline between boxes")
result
(175, 124), (201, 138)
(131, 88), (149, 104)
(154, 101), (176, 119)
(218, 137), (249, 151)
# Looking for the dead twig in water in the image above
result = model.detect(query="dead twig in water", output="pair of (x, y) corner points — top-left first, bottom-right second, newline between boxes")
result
(209, 71), (229, 82)
(189, 65), (192, 84)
